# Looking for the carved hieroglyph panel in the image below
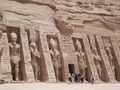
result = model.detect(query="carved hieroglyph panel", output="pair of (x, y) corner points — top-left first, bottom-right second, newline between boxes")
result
(20, 28), (35, 81)
(39, 32), (56, 82)
(1, 33), (12, 81)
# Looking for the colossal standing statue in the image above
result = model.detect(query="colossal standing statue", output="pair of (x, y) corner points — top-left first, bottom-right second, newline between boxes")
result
(92, 45), (102, 80)
(105, 47), (115, 76)
(75, 39), (87, 82)
(30, 41), (40, 82)
(9, 32), (20, 81)
(49, 38), (60, 82)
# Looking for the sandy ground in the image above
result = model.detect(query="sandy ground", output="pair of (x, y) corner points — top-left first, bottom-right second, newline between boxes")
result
(0, 82), (120, 90)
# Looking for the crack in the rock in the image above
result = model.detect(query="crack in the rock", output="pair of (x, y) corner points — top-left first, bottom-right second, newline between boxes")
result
(4, 10), (36, 17)
(9, 0), (56, 11)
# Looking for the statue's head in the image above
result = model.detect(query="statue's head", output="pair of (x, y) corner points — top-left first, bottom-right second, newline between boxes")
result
(92, 45), (97, 54)
(10, 32), (17, 43)
(30, 31), (37, 43)
(49, 38), (57, 50)
(0, 24), (6, 39)
(30, 41), (37, 49)
(75, 39), (82, 51)
(105, 47), (111, 54)
(0, 29), (2, 39)
(0, 10), (3, 21)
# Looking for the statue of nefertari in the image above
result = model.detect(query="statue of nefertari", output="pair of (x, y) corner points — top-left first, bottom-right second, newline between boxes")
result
(30, 41), (40, 82)
(9, 32), (20, 81)
(75, 39), (87, 82)
(92, 45), (103, 80)
(49, 38), (60, 82)
(105, 47), (115, 76)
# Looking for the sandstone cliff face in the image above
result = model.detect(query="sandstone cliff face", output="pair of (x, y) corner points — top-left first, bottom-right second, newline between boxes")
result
(0, 0), (120, 34)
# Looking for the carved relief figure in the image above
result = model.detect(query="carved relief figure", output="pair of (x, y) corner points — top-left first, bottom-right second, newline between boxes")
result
(105, 47), (115, 76)
(9, 32), (20, 81)
(49, 38), (60, 82)
(92, 45), (103, 80)
(30, 40), (40, 82)
(0, 10), (3, 22)
(102, 37), (115, 77)
(75, 39), (87, 82)
(0, 26), (3, 60)
(0, 26), (4, 81)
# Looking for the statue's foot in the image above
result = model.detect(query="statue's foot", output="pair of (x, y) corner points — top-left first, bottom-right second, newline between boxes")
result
(83, 80), (88, 83)
(99, 79), (104, 83)
(65, 80), (71, 84)
(16, 80), (20, 83)
(56, 80), (61, 83)
(0, 79), (5, 84)
(16, 77), (19, 82)
(12, 80), (20, 83)
(35, 80), (40, 82)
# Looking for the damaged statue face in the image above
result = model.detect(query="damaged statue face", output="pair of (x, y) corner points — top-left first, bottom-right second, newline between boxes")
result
(10, 32), (17, 43)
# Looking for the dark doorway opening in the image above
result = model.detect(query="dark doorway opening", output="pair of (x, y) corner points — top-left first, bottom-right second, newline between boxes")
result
(68, 64), (75, 74)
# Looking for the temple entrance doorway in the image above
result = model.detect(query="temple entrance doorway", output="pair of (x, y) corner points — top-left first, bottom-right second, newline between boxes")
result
(68, 64), (75, 74)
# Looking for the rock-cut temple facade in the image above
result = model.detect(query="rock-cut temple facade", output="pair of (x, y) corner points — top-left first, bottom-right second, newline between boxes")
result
(0, 0), (120, 83)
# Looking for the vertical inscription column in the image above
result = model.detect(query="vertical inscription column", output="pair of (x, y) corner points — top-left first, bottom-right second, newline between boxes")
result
(58, 35), (69, 82)
(96, 35), (116, 82)
(110, 35), (120, 81)
(82, 35), (100, 83)
(89, 34), (96, 45)
(39, 32), (56, 82)
(20, 28), (34, 81)
(1, 33), (12, 82)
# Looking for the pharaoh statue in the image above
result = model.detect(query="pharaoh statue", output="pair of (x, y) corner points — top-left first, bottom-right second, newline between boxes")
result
(49, 38), (60, 82)
(30, 40), (40, 82)
(75, 39), (87, 82)
(105, 47), (115, 76)
(92, 45), (102, 80)
(9, 32), (20, 81)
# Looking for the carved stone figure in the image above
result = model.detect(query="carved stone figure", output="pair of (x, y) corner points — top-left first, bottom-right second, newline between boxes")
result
(105, 47), (115, 76)
(30, 41), (40, 82)
(75, 39), (87, 82)
(0, 28), (3, 58)
(9, 32), (20, 81)
(0, 28), (3, 81)
(49, 38), (60, 82)
(92, 45), (102, 80)
(0, 10), (3, 22)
